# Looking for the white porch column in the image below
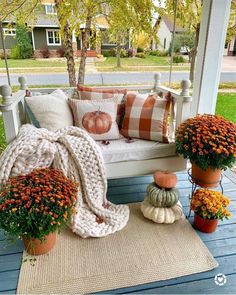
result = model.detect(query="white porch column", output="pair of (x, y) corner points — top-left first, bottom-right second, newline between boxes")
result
(191, 0), (231, 115)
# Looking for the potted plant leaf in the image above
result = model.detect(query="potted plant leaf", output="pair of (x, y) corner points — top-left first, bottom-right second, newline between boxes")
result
(175, 114), (236, 187)
(0, 168), (78, 255)
(190, 189), (231, 233)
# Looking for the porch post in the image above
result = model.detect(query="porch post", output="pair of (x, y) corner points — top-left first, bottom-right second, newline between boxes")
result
(191, 0), (231, 115)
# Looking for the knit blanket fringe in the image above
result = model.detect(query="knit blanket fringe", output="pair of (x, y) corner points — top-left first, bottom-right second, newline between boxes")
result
(0, 124), (129, 238)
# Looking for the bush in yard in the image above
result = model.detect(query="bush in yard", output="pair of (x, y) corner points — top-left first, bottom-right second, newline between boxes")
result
(137, 47), (144, 53)
(101, 49), (116, 57)
(10, 46), (21, 59)
(173, 54), (185, 63)
(148, 50), (159, 56)
(40, 47), (50, 58)
(56, 48), (65, 57)
(127, 48), (135, 57)
(157, 50), (169, 57)
(135, 52), (145, 58)
(11, 25), (33, 59)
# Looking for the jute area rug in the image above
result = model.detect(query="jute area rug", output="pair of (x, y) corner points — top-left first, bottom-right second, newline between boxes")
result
(17, 203), (218, 294)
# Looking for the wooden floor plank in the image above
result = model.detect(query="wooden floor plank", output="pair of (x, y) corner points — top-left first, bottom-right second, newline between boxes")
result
(131, 274), (236, 294)
(0, 253), (22, 273)
(0, 289), (16, 294)
(0, 271), (19, 292)
(0, 240), (23, 256)
(97, 255), (236, 294)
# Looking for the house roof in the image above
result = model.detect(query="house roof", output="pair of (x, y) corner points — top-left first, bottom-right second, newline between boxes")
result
(162, 16), (185, 33)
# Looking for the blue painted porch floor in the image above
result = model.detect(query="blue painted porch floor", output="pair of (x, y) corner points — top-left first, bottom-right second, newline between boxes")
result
(1, 170), (236, 294)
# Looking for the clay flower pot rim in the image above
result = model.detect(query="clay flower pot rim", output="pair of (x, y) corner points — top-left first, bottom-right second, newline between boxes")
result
(194, 213), (217, 220)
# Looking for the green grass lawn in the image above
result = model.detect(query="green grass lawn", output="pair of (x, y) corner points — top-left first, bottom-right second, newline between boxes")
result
(0, 58), (81, 68)
(95, 56), (190, 72)
(96, 56), (171, 67)
(215, 93), (236, 123)
(0, 92), (235, 153)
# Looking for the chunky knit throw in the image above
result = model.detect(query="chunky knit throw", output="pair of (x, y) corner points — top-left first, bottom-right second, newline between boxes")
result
(0, 124), (129, 238)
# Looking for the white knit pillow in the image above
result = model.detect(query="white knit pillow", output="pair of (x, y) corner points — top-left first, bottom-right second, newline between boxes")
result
(25, 89), (73, 132)
(69, 98), (120, 140)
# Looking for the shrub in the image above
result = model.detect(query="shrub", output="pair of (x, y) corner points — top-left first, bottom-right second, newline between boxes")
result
(119, 48), (128, 58)
(0, 51), (10, 59)
(148, 50), (159, 56)
(12, 25), (33, 59)
(40, 47), (50, 58)
(135, 52), (145, 58)
(56, 47), (65, 57)
(10, 46), (22, 59)
(101, 49), (116, 57)
(158, 50), (169, 57)
(127, 48), (135, 57)
(173, 54), (185, 63)
(137, 47), (144, 53)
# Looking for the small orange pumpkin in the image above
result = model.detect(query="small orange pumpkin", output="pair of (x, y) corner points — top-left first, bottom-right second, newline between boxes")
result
(153, 171), (177, 189)
(82, 110), (112, 134)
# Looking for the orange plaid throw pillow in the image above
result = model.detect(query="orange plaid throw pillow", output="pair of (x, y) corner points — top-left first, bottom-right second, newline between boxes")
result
(121, 92), (172, 143)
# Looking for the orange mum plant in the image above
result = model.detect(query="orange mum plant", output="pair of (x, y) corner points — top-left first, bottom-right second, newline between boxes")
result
(175, 114), (236, 170)
(190, 189), (231, 220)
(0, 168), (78, 241)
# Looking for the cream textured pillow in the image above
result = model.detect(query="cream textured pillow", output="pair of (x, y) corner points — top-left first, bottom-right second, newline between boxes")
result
(25, 89), (73, 132)
(69, 98), (120, 141)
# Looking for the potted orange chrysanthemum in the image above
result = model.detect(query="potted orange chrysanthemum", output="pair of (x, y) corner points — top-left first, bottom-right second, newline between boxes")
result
(190, 189), (231, 233)
(0, 168), (78, 255)
(175, 114), (236, 187)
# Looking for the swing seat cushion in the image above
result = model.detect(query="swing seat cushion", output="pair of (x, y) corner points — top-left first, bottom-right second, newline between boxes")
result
(97, 138), (176, 164)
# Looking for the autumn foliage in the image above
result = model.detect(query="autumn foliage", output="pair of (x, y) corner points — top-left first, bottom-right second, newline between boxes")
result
(175, 114), (236, 170)
(190, 189), (231, 220)
(0, 168), (78, 240)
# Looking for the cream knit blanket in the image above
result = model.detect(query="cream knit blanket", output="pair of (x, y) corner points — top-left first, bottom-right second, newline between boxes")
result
(0, 124), (129, 238)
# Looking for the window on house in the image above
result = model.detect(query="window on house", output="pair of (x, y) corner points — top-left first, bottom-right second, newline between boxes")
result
(164, 38), (166, 49)
(46, 30), (61, 46)
(3, 28), (16, 36)
(45, 4), (57, 14)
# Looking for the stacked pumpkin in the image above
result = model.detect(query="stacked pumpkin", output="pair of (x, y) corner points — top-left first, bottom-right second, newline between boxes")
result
(141, 171), (184, 224)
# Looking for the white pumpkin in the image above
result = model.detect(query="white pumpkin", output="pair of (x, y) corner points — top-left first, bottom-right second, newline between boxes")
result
(141, 197), (184, 224)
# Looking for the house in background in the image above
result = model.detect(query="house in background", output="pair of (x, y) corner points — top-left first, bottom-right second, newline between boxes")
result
(0, 2), (110, 58)
(151, 16), (185, 52)
(224, 36), (236, 56)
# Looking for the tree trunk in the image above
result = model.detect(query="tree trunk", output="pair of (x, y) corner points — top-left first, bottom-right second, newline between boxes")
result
(78, 12), (92, 85)
(64, 22), (76, 87)
(55, 0), (76, 87)
(190, 24), (200, 83)
(116, 43), (121, 68)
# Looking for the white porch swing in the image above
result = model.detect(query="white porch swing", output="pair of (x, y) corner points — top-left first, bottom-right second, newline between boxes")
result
(0, 0), (231, 179)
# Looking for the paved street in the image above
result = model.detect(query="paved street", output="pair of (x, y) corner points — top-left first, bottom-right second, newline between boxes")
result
(0, 71), (236, 86)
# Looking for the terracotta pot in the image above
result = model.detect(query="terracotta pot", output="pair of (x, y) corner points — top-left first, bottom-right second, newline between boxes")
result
(194, 213), (218, 233)
(23, 232), (56, 255)
(191, 162), (222, 188)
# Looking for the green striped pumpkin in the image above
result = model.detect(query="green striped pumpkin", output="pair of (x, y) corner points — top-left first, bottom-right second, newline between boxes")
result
(147, 182), (179, 208)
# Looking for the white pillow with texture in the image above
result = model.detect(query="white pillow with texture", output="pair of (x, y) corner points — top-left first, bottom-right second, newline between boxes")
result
(25, 89), (73, 132)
